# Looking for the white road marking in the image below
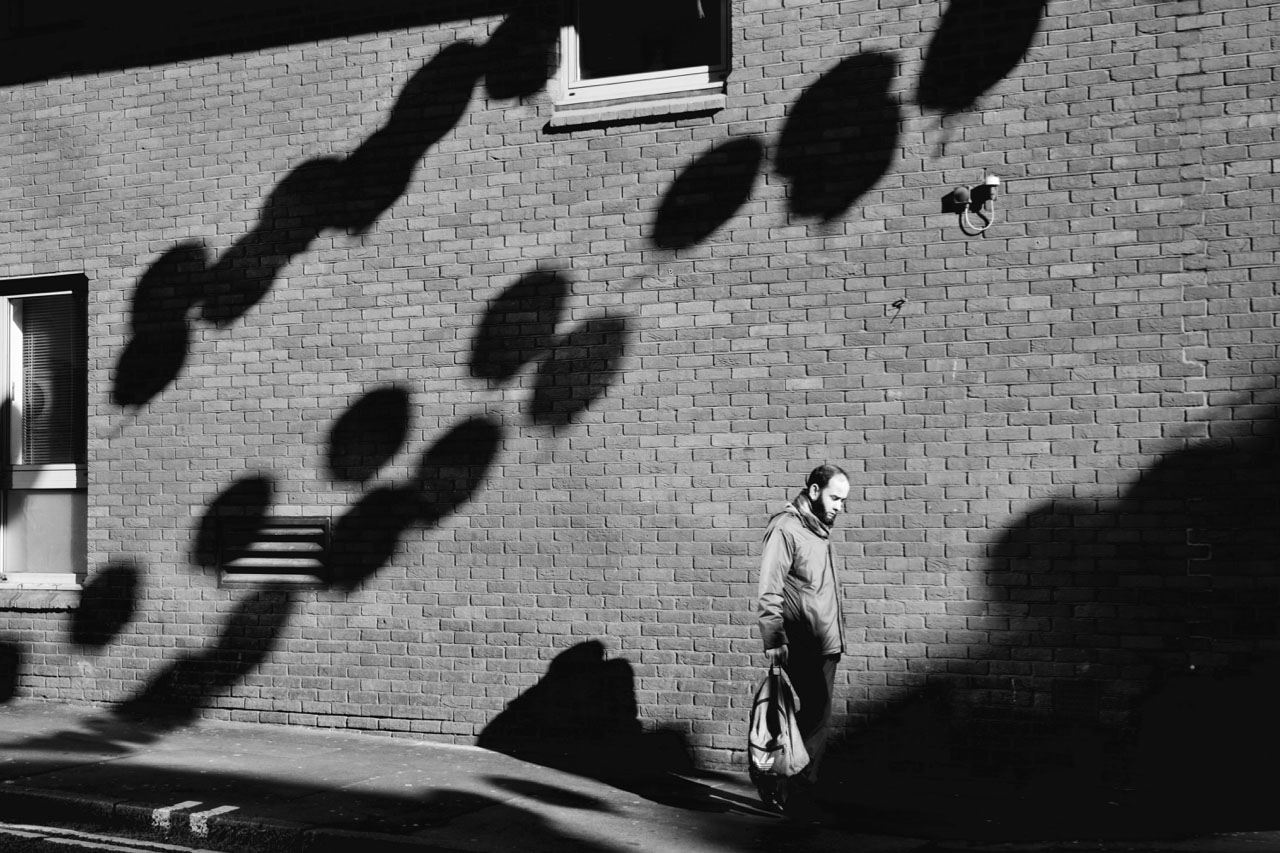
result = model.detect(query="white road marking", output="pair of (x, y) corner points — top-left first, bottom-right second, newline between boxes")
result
(186, 805), (238, 837)
(0, 821), (223, 852)
(150, 801), (201, 832)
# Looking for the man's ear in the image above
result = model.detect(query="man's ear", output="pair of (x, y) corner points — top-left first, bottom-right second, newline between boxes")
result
(807, 483), (821, 501)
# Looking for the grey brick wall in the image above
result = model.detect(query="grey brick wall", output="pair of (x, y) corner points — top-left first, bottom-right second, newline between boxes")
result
(1, 0), (1277, 794)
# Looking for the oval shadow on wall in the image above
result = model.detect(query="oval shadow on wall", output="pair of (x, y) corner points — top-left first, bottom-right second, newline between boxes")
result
(415, 415), (505, 526)
(326, 415), (504, 590)
(196, 157), (346, 330)
(528, 317), (630, 427)
(333, 41), (482, 235)
(775, 51), (901, 223)
(192, 475), (275, 572)
(471, 270), (572, 383)
(115, 590), (296, 729)
(651, 136), (764, 250)
(326, 386), (413, 484)
(70, 562), (142, 650)
(112, 243), (209, 409)
(917, 0), (1049, 115)
(326, 485), (425, 592)
(484, 0), (565, 100)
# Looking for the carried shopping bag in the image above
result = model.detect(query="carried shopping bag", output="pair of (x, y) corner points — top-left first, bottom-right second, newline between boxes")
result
(747, 664), (810, 783)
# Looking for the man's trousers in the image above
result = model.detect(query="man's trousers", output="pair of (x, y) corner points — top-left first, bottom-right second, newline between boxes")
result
(783, 651), (839, 784)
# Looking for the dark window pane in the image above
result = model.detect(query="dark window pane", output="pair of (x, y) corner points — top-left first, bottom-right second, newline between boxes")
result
(578, 0), (724, 80)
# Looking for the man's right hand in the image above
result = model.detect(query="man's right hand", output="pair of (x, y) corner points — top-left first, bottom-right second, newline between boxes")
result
(766, 645), (788, 667)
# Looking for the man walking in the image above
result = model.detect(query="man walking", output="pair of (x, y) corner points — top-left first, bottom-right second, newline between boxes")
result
(756, 463), (849, 814)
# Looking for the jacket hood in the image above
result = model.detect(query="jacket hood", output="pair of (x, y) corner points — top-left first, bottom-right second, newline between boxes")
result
(776, 491), (831, 540)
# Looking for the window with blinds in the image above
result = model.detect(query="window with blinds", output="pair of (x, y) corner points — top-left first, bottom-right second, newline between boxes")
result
(0, 276), (87, 586)
(19, 295), (84, 466)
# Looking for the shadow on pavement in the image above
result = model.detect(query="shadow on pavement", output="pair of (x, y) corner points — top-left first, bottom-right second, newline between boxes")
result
(478, 641), (768, 816)
(0, 711), (632, 853)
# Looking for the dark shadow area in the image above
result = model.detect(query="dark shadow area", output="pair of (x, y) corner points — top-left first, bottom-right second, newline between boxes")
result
(0, 757), (625, 853)
(0, 706), (638, 852)
(110, 243), (207, 408)
(314, 788), (622, 851)
(1130, 658), (1280, 829)
(651, 136), (764, 250)
(195, 39), (481, 327)
(479, 642), (643, 748)
(0, 0), (511, 87)
(416, 792), (632, 853)
(822, 415), (1280, 839)
(470, 271), (572, 383)
(326, 386), (412, 484)
(114, 589), (295, 730)
(916, 0), (1049, 115)
(0, 642), (19, 704)
(483, 0), (565, 100)
(414, 415), (505, 526)
(986, 419), (1280, 831)
(479, 641), (765, 815)
(326, 416), (503, 589)
(70, 562), (142, 650)
(775, 51), (900, 223)
(329, 42), (481, 235)
(819, 681), (1132, 841)
(192, 475), (275, 571)
(3, 715), (163, 757)
(197, 157), (345, 328)
(528, 318), (630, 427)
(116, 42), (485, 404)
(326, 485), (424, 591)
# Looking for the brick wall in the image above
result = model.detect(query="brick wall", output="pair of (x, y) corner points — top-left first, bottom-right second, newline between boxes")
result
(0, 0), (1277, 800)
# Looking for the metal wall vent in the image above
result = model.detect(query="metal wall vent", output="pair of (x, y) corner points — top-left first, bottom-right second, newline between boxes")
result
(218, 516), (330, 588)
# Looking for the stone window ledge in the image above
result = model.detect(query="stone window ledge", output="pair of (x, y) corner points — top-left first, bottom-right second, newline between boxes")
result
(0, 587), (79, 611)
(548, 92), (725, 130)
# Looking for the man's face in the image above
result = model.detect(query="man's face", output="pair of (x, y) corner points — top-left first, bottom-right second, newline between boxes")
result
(809, 475), (850, 525)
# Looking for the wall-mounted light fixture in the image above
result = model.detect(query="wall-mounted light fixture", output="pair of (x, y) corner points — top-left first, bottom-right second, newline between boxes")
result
(948, 175), (1000, 234)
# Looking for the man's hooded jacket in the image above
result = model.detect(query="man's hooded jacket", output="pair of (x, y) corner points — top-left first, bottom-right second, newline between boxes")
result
(756, 492), (846, 657)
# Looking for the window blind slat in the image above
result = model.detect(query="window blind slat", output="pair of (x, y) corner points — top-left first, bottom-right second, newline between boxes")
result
(21, 295), (84, 465)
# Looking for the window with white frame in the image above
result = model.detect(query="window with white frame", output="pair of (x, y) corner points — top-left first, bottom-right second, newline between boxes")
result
(560, 0), (728, 104)
(0, 275), (86, 588)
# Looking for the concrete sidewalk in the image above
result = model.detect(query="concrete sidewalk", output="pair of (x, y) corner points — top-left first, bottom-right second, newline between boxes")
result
(0, 700), (1273, 853)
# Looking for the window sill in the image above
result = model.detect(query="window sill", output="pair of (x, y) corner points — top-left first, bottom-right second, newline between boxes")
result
(548, 91), (725, 130)
(0, 585), (79, 611)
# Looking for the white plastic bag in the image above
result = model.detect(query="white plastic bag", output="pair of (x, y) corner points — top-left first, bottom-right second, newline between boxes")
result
(748, 665), (810, 781)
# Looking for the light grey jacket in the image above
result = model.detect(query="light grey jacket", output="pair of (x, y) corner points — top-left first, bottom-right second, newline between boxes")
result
(757, 501), (845, 657)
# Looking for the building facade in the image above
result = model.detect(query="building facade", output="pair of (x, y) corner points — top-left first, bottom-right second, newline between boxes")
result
(2, 0), (1277, 813)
